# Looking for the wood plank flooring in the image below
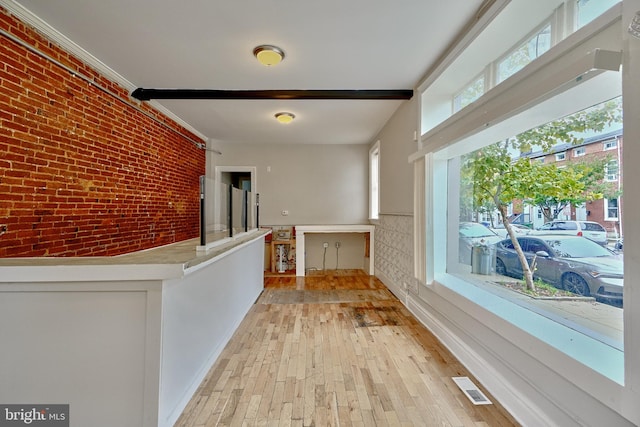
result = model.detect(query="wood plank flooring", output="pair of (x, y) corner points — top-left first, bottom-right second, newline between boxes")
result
(175, 270), (519, 426)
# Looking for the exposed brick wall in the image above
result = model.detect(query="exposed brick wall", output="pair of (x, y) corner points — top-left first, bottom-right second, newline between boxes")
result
(0, 9), (206, 257)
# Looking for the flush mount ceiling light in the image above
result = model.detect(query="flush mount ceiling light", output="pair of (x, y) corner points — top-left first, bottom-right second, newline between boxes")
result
(253, 45), (285, 66)
(275, 112), (295, 124)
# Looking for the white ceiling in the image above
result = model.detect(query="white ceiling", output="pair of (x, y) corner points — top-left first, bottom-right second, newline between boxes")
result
(10, 0), (484, 145)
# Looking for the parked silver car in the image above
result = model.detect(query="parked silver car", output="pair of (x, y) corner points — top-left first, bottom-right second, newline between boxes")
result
(530, 220), (607, 246)
(495, 235), (623, 304)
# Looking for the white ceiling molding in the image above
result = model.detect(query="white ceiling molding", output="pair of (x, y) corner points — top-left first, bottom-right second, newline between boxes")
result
(1, 0), (208, 142)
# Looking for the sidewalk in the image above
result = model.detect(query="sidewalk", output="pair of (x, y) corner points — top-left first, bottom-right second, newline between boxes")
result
(461, 271), (624, 350)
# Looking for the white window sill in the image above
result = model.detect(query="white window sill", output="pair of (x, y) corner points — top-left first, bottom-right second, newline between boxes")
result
(433, 272), (624, 385)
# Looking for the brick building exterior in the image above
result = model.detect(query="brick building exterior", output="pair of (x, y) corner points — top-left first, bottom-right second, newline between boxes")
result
(523, 129), (623, 237)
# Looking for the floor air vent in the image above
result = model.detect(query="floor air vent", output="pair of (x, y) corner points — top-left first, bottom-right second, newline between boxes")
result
(452, 376), (492, 405)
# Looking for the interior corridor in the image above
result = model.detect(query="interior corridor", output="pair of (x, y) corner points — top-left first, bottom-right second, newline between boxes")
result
(175, 270), (519, 426)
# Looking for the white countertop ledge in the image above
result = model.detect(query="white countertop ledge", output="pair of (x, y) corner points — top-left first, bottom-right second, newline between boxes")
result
(0, 229), (270, 282)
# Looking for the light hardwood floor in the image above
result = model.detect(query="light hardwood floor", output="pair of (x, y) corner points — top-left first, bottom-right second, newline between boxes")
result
(175, 270), (519, 426)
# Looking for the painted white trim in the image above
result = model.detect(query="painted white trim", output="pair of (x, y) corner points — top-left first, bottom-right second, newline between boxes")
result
(412, 5), (623, 163)
(295, 225), (375, 276)
(212, 166), (258, 235)
(416, 0), (511, 92)
(413, 158), (426, 283)
(375, 269), (545, 426)
(215, 166), (258, 194)
(404, 294), (552, 427)
(376, 268), (634, 426)
(143, 286), (163, 427)
(369, 141), (381, 220)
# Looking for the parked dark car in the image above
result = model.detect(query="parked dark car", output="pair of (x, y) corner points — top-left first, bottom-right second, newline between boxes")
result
(459, 222), (502, 264)
(491, 223), (531, 239)
(495, 235), (623, 304)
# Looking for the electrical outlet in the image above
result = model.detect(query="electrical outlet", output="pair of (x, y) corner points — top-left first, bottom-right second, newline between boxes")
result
(323, 242), (329, 248)
(335, 241), (341, 248)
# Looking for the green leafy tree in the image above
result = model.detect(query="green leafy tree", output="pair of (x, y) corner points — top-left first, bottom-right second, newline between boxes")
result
(462, 97), (622, 291)
(463, 144), (539, 289)
(526, 158), (617, 222)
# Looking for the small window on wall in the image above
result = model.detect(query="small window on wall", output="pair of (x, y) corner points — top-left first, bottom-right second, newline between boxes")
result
(453, 75), (485, 113)
(369, 141), (380, 220)
(497, 23), (551, 84)
(603, 139), (617, 151)
(605, 159), (619, 181)
(574, 147), (586, 157)
(555, 152), (566, 161)
(577, 0), (620, 29)
(605, 198), (619, 220)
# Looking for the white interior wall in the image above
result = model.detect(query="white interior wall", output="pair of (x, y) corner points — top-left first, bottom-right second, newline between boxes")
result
(211, 143), (369, 226)
(373, 97), (418, 215)
(304, 232), (366, 271)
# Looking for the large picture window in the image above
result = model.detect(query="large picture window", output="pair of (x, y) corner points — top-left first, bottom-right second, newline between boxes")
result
(449, 97), (623, 336)
(414, 1), (637, 423)
(419, 2), (625, 380)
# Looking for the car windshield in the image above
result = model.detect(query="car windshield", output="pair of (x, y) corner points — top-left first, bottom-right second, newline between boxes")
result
(543, 238), (612, 258)
(460, 223), (495, 238)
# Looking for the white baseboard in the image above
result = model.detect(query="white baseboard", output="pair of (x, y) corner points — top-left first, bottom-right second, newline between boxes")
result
(375, 272), (554, 427)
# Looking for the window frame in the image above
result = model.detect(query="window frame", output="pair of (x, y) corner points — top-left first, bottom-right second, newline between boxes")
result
(495, 20), (553, 85)
(604, 197), (619, 221)
(452, 72), (487, 113)
(369, 141), (380, 220)
(414, 3), (639, 424)
(605, 159), (619, 182)
(416, 1), (628, 410)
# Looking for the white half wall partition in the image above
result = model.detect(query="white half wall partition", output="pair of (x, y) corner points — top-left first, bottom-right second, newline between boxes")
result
(0, 230), (268, 427)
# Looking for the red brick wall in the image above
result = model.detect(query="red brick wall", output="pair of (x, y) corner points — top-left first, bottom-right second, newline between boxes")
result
(0, 9), (206, 257)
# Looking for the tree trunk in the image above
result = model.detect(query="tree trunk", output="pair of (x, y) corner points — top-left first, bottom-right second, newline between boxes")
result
(498, 204), (536, 291)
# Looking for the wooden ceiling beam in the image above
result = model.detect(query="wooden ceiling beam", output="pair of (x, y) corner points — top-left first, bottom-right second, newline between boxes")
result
(131, 88), (413, 101)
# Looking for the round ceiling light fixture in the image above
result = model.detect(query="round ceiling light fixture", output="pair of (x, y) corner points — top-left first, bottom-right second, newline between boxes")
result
(275, 112), (295, 124)
(253, 45), (285, 66)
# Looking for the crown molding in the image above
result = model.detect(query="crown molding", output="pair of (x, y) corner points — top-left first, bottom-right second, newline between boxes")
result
(1, 0), (208, 141)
